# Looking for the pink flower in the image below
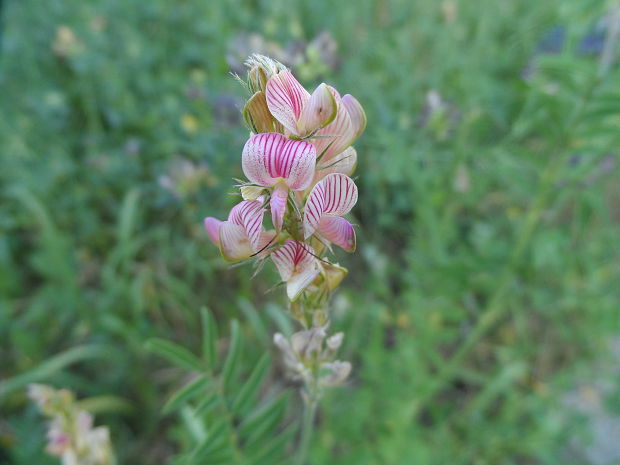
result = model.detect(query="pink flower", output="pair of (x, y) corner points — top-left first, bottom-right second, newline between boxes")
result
(272, 240), (320, 300)
(303, 173), (358, 252)
(204, 197), (275, 262)
(242, 132), (316, 230)
(265, 70), (338, 138)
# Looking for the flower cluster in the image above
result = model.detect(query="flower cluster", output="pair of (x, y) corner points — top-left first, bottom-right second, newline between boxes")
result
(204, 54), (365, 397)
(28, 384), (116, 465)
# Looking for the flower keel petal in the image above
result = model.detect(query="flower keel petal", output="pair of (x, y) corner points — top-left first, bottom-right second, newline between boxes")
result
(270, 184), (288, 231)
(317, 216), (356, 252)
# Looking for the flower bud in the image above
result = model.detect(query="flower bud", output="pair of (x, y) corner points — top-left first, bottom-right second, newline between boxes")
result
(291, 327), (327, 358)
(243, 91), (281, 134)
(244, 53), (287, 93)
(320, 360), (352, 386)
(240, 185), (265, 201)
(326, 332), (344, 351)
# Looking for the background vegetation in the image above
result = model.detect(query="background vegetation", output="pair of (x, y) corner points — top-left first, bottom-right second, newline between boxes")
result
(1, 0), (620, 463)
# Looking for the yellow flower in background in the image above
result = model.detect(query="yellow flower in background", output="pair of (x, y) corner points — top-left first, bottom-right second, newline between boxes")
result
(181, 114), (199, 134)
(52, 26), (84, 57)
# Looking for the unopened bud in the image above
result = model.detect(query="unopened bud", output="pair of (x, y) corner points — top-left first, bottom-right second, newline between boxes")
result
(244, 53), (286, 93)
(291, 327), (326, 358)
(326, 332), (344, 351)
(240, 185), (265, 201)
(243, 91), (280, 134)
(320, 360), (352, 386)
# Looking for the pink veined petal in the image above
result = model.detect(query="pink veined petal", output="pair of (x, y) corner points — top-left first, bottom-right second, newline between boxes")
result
(265, 70), (310, 136)
(227, 198), (266, 250)
(204, 217), (223, 245)
(219, 221), (254, 262)
(319, 173), (358, 216)
(341, 94), (367, 142)
(303, 179), (326, 238)
(272, 240), (315, 281)
(271, 240), (319, 301)
(303, 173), (358, 238)
(317, 216), (356, 252)
(311, 86), (356, 162)
(270, 184), (288, 231)
(242, 133), (316, 190)
(297, 83), (337, 136)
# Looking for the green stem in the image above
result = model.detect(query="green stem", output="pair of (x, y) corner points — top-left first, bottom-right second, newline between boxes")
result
(295, 398), (318, 465)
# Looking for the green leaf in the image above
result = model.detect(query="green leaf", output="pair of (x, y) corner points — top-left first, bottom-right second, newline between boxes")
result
(190, 421), (230, 459)
(231, 353), (270, 415)
(245, 423), (297, 465)
(221, 320), (241, 394)
(194, 392), (220, 416)
(163, 374), (211, 414)
(201, 447), (235, 465)
(239, 393), (290, 447)
(144, 338), (203, 372)
(237, 298), (269, 345)
(200, 307), (218, 369)
(117, 188), (140, 245)
(0, 344), (115, 398)
(77, 396), (134, 415)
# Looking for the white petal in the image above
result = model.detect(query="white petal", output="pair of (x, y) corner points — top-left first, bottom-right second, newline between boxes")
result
(341, 94), (367, 142)
(286, 268), (319, 300)
(219, 222), (254, 262)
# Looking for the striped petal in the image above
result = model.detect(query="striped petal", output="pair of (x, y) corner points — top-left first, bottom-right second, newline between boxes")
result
(304, 173), (358, 238)
(272, 240), (319, 300)
(297, 83), (337, 136)
(265, 70), (310, 136)
(270, 184), (288, 231)
(219, 221), (254, 262)
(317, 216), (356, 252)
(311, 87), (357, 162)
(227, 198), (266, 251)
(242, 132), (316, 190)
(204, 217), (223, 245)
(341, 94), (367, 142)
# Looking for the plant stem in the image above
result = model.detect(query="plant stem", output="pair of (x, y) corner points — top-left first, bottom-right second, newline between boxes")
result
(295, 398), (318, 465)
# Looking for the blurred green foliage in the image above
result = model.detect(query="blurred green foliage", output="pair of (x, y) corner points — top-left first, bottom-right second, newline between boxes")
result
(1, 0), (620, 464)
